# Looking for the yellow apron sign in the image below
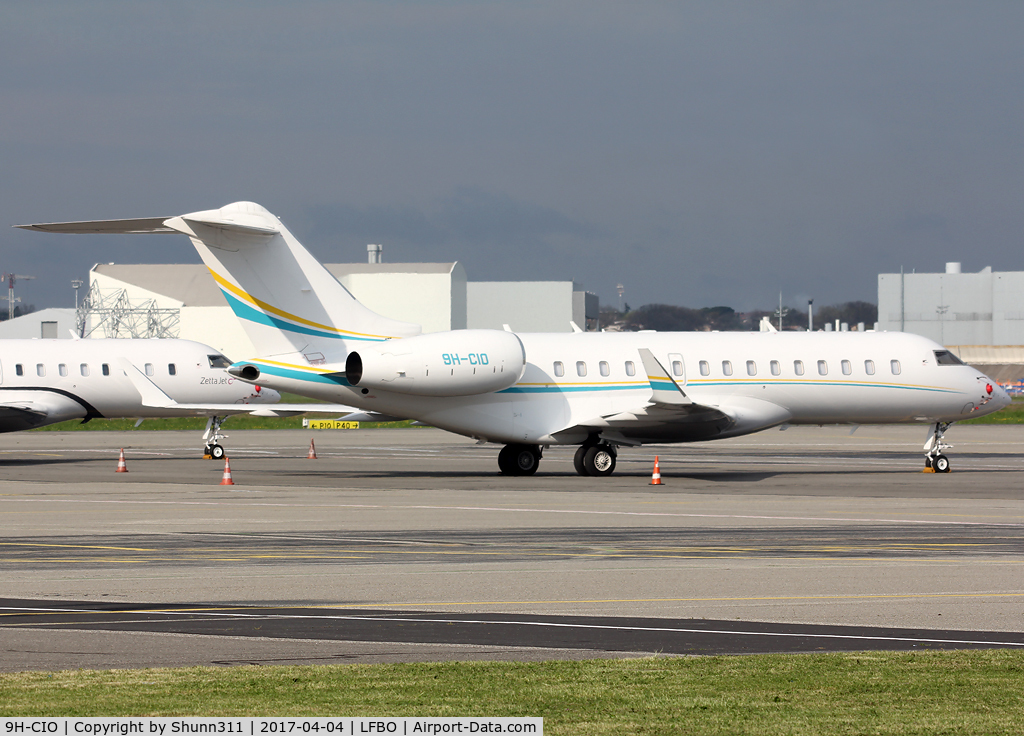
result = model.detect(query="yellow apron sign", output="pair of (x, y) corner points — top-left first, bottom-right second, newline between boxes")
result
(303, 419), (360, 430)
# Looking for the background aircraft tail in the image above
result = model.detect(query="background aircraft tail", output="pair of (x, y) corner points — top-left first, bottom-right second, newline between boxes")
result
(165, 202), (422, 359)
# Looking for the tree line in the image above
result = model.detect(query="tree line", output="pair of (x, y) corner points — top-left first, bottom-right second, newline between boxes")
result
(600, 301), (878, 332)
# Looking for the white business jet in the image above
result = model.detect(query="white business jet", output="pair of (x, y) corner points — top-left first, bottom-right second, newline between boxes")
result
(20, 202), (1011, 476)
(0, 337), (351, 459)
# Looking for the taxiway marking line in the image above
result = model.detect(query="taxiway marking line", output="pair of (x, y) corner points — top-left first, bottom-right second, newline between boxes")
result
(8, 498), (1024, 527)
(0, 542), (154, 552)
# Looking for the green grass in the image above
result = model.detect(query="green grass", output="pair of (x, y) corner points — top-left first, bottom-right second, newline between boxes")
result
(2, 653), (1024, 733)
(29, 417), (418, 431)
(960, 397), (1024, 424)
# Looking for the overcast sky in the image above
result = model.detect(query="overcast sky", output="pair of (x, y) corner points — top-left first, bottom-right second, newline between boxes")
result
(3, 2), (1022, 315)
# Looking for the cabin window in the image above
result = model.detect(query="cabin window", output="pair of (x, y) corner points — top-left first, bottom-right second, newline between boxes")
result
(934, 350), (965, 366)
(553, 361), (564, 377)
(865, 360), (875, 375)
(145, 363), (154, 377)
(576, 361), (587, 377)
(15, 364), (22, 377)
(599, 361), (610, 377)
(168, 363), (177, 376)
(746, 360), (756, 376)
(58, 364), (68, 377)
(36, 364), (45, 377)
(671, 360), (683, 377)
(699, 360), (710, 376)
(890, 359), (901, 375)
(817, 360), (828, 376)
(80, 364), (89, 377)
(794, 360), (804, 376)
(101, 363), (110, 376)
(770, 360), (780, 376)
(841, 360), (852, 375)
(624, 361), (635, 376)
(722, 360), (733, 376)
(208, 354), (231, 369)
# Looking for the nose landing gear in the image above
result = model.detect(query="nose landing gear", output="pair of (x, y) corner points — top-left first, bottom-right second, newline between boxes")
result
(923, 421), (953, 473)
(203, 415), (227, 460)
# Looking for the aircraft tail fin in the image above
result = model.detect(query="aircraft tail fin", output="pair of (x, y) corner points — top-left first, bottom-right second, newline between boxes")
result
(20, 202), (422, 359)
(166, 202), (422, 358)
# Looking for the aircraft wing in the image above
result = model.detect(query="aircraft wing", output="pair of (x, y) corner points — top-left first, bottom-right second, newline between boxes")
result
(246, 404), (363, 418)
(0, 393), (92, 432)
(552, 349), (792, 444)
(117, 359), (358, 417)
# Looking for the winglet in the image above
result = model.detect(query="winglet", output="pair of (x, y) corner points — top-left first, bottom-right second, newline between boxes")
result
(117, 358), (177, 408)
(637, 349), (692, 406)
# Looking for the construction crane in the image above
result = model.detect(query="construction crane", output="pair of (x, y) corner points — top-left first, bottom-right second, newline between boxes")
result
(2, 273), (36, 321)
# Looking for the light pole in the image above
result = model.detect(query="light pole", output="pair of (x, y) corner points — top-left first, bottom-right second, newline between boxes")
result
(71, 279), (84, 310)
(808, 299), (813, 331)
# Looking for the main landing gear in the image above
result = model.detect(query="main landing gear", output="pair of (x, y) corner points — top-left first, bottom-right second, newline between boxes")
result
(203, 415), (227, 460)
(574, 443), (617, 477)
(923, 421), (953, 473)
(498, 444), (542, 476)
(495, 441), (619, 477)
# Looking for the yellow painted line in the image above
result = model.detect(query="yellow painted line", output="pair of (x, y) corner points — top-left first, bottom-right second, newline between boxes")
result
(298, 591), (1024, 608)
(0, 542), (154, 552)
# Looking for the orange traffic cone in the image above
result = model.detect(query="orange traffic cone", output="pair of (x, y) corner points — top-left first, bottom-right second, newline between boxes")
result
(307, 439), (317, 459)
(115, 448), (128, 473)
(219, 456), (235, 485)
(649, 455), (663, 485)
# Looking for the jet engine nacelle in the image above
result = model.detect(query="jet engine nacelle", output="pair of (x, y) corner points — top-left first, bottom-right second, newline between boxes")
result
(345, 329), (526, 397)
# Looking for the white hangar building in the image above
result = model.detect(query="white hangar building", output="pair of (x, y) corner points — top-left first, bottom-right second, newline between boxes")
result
(878, 262), (1024, 384)
(81, 260), (598, 361)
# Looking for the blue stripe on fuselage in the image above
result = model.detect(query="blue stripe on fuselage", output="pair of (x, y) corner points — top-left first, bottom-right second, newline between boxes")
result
(221, 290), (384, 343)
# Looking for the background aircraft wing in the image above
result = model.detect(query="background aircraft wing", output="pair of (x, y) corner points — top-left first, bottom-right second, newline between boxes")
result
(117, 358), (359, 417)
(0, 393), (92, 432)
(245, 404), (362, 418)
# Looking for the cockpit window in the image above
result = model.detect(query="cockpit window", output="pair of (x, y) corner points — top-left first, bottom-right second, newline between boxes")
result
(208, 354), (232, 369)
(934, 350), (965, 366)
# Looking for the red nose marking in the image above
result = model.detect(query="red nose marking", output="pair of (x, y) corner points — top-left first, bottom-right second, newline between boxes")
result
(986, 384), (993, 395)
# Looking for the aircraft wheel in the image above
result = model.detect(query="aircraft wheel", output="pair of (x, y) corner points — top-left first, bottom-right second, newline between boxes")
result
(210, 444), (225, 460)
(584, 445), (617, 477)
(573, 446), (589, 476)
(498, 444), (540, 475)
(497, 445), (516, 475)
(933, 454), (951, 473)
(513, 444), (540, 475)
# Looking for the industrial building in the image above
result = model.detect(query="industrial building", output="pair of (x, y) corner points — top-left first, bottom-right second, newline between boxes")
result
(468, 281), (599, 332)
(0, 308), (77, 339)
(878, 262), (1024, 387)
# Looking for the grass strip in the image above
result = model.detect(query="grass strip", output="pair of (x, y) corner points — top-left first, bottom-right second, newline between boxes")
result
(2, 652), (1024, 733)
(959, 397), (1024, 424)
(30, 417), (419, 431)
